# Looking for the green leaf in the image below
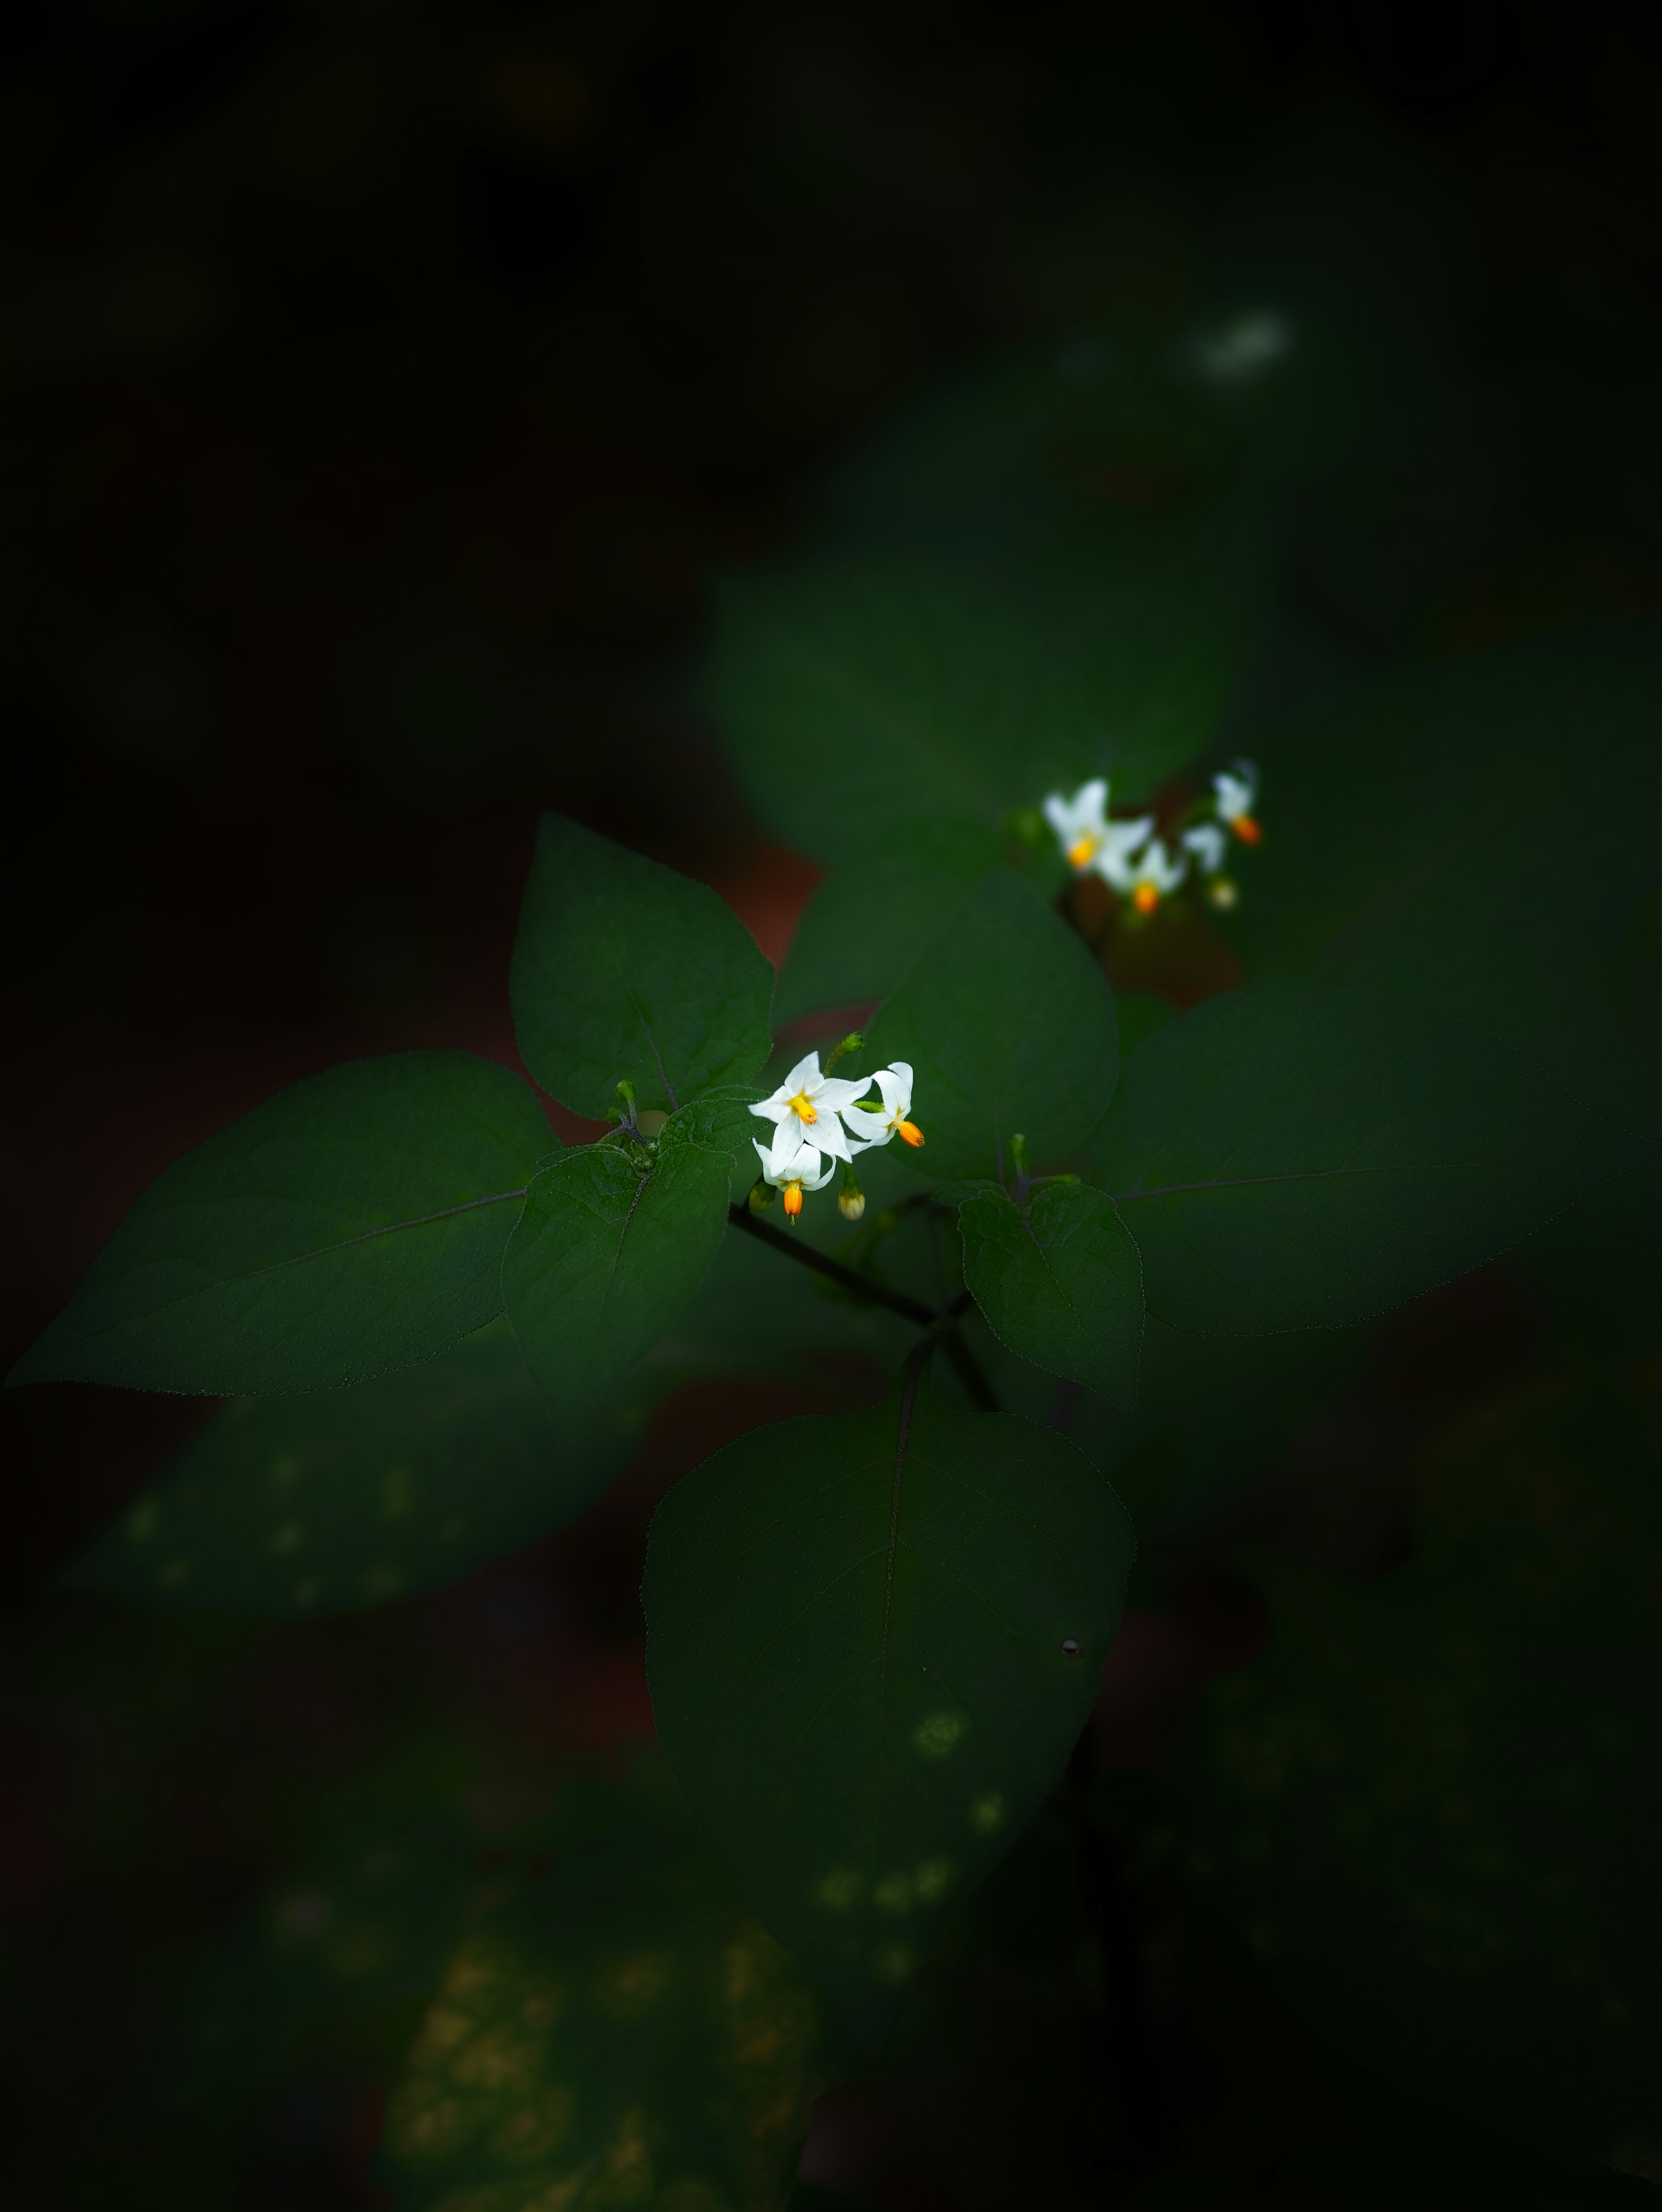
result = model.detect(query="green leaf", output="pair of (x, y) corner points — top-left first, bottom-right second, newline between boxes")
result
(1165, 1357), (1659, 2159)
(958, 1182), (1143, 1407)
(644, 1387), (1136, 2044)
(8, 1054), (550, 1397)
(775, 816), (1004, 1027)
(1225, 627), (1662, 1138)
(62, 1321), (653, 1616)
(1094, 990), (1624, 1335)
(705, 566), (1055, 862)
(503, 1117), (733, 1447)
(378, 1769), (843, 2211)
(866, 871), (1118, 1184)
(509, 810), (774, 1118)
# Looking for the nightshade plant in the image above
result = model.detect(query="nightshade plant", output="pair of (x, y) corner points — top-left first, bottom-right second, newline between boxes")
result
(11, 324), (1660, 2206)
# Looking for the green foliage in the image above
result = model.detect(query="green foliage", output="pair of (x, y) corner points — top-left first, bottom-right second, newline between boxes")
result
(61, 1321), (648, 1616)
(504, 1115), (735, 1448)
(868, 870), (1118, 1183)
(8, 1054), (550, 1396)
(377, 1772), (842, 2211)
(958, 1181), (1144, 1407)
(1164, 1356), (1660, 2160)
(510, 809), (775, 1118)
(706, 557), (1242, 868)
(644, 1385), (1136, 2045)
(1095, 990), (1625, 1334)
(1224, 626), (1662, 1136)
(775, 815), (1004, 1026)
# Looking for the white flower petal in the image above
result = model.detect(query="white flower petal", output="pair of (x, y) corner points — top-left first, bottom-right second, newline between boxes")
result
(1182, 823), (1227, 874)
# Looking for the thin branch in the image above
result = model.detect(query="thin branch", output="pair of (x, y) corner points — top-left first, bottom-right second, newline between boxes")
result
(936, 1323), (998, 1413)
(726, 1203), (939, 1328)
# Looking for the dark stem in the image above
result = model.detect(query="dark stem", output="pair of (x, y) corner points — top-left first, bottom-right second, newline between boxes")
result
(726, 1203), (938, 1328)
(726, 1211), (1001, 1412)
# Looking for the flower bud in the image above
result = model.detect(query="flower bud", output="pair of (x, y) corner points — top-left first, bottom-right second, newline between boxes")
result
(838, 1168), (865, 1222)
(748, 1180), (776, 1213)
(1208, 876), (1239, 910)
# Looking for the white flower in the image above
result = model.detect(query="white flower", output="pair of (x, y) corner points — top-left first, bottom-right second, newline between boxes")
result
(1182, 822), (1227, 876)
(752, 1129), (837, 1221)
(1042, 779), (1153, 883)
(843, 1061), (925, 1153)
(1212, 759), (1262, 843)
(1195, 310), (1292, 383)
(1109, 835), (1188, 914)
(748, 1049), (873, 1167)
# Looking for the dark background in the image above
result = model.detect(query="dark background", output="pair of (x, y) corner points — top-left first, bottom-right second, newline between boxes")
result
(2, 3), (1659, 2204)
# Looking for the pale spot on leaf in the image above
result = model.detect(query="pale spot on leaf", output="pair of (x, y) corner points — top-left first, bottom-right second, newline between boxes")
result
(912, 1710), (967, 1760)
(872, 1871), (913, 1916)
(815, 1866), (861, 1912)
(126, 1499), (160, 1545)
(914, 1858), (955, 1903)
(270, 1520), (305, 1556)
(158, 1558), (192, 1589)
(969, 1792), (1005, 1835)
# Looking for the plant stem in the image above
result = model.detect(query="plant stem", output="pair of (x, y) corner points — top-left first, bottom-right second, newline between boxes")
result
(726, 1209), (1000, 1411)
(726, 1203), (938, 1328)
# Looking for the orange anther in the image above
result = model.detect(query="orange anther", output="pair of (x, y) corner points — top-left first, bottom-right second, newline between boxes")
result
(1233, 815), (1262, 845)
(783, 1182), (804, 1218)
(898, 1120), (925, 1148)
(788, 1092), (818, 1123)
(1067, 835), (1098, 871)
(1133, 882), (1160, 914)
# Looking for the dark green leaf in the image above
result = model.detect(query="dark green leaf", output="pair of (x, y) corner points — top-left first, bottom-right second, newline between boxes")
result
(867, 871), (1117, 1184)
(1225, 627), (1662, 1138)
(378, 1769), (842, 2211)
(509, 810), (774, 1118)
(958, 1183), (1143, 1407)
(644, 1388), (1136, 2044)
(503, 1119), (733, 1447)
(705, 566), (1054, 862)
(62, 1321), (651, 1616)
(8, 1054), (550, 1397)
(1166, 1358), (1660, 2158)
(776, 816), (1003, 1027)
(1095, 990), (1624, 1334)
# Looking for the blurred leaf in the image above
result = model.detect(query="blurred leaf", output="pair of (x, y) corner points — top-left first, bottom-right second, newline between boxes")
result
(504, 1119), (733, 1449)
(644, 1389), (1135, 2045)
(707, 564), (1056, 862)
(959, 1181), (1144, 1407)
(1165, 1356), (1662, 2158)
(8, 1054), (550, 1396)
(61, 1321), (648, 1616)
(868, 871), (1117, 1184)
(708, 558), (1242, 866)
(1224, 626), (1662, 1139)
(379, 1769), (843, 2211)
(509, 810), (774, 1119)
(1095, 990), (1625, 1334)
(776, 816), (1003, 1027)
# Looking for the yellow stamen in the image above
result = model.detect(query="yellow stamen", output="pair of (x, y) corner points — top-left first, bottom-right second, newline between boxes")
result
(787, 1091), (818, 1124)
(1133, 882), (1160, 914)
(1233, 814), (1262, 845)
(897, 1120), (925, 1148)
(1067, 834), (1099, 871)
(783, 1182), (804, 1219)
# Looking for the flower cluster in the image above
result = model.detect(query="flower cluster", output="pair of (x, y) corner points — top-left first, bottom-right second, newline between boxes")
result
(1042, 760), (1262, 914)
(749, 1051), (923, 1222)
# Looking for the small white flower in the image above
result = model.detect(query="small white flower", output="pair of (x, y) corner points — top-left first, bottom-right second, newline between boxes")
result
(1042, 779), (1153, 883)
(1182, 822), (1227, 876)
(1195, 310), (1292, 383)
(748, 1049), (873, 1167)
(752, 1129), (837, 1221)
(1110, 835), (1188, 914)
(844, 1061), (925, 1153)
(1212, 759), (1262, 843)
